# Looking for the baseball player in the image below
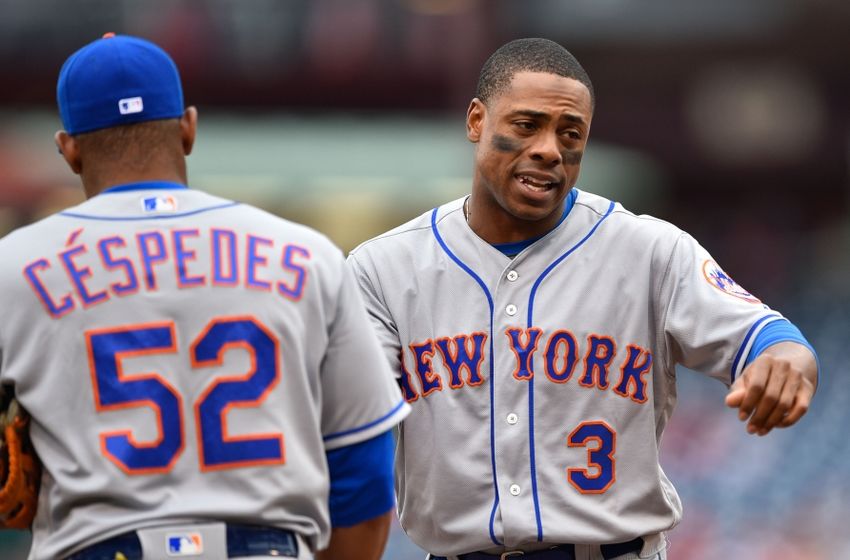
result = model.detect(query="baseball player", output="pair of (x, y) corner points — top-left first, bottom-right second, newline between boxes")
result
(0, 34), (409, 560)
(347, 38), (818, 560)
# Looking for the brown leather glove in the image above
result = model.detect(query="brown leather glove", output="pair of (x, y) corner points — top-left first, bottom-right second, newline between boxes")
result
(0, 389), (40, 529)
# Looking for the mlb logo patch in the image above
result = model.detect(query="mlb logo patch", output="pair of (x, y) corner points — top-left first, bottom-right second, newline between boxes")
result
(166, 533), (203, 556)
(142, 195), (178, 213)
(119, 96), (144, 115)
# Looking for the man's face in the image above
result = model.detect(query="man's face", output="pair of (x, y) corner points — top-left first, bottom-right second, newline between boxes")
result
(466, 71), (593, 240)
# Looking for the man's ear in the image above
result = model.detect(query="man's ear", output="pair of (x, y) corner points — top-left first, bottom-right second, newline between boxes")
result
(54, 131), (82, 174)
(466, 98), (485, 143)
(180, 106), (198, 156)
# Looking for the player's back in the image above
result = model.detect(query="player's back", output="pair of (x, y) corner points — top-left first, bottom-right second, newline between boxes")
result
(0, 184), (345, 558)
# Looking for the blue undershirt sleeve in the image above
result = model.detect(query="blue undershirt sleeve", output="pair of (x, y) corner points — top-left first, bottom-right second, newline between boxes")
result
(326, 429), (395, 528)
(744, 318), (819, 373)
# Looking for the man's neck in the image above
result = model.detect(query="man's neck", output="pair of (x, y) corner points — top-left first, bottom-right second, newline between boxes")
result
(81, 168), (187, 199)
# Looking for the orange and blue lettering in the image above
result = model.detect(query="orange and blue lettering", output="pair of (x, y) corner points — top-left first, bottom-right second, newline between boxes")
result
(434, 333), (486, 389)
(60, 245), (109, 307)
(23, 259), (75, 318)
(398, 351), (419, 403)
(246, 235), (272, 291)
(98, 236), (139, 296)
(65, 227), (84, 247)
(544, 330), (578, 383)
(211, 229), (238, 286)
(278, 244), (310, 301)
(172, 229), (205, 288)
(410, 340), (442, 397)
(614, 345), (652, 403)
(580, 335), (616, 389)
(87, 322), (184, 474)
(567, 421), (616, 494)
(507, 327), (542, 380)
(191, 317), (284, 470)
(137, 231), (168, 290)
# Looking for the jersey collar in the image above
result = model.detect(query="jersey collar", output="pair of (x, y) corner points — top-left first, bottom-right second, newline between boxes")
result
(492, 188), (578, 258)
(101, 181), (189, 194)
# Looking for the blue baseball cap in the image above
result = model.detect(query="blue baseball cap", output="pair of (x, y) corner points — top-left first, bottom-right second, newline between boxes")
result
(57, 33), (185, 135)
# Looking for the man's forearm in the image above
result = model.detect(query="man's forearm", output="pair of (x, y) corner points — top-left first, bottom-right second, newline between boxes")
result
(316, 510), (393, 560)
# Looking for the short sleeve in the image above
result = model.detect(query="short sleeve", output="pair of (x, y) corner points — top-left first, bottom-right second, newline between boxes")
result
(660, 233), (783, 385)
(320, 258), (409, 450)
(345, 250), (403, 377)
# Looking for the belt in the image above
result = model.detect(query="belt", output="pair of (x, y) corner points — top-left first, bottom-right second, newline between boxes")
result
(65, 523), (299, 560)
(431, 537), (644, 560)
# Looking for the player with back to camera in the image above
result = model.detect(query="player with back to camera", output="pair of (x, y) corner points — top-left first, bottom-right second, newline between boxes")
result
(347, 38), (818, 560)
(0, 33), (409, 560)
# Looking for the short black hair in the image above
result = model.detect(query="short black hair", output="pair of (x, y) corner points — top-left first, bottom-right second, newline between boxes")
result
(76, 118), (182, 172)
(475, 38), (594, 109)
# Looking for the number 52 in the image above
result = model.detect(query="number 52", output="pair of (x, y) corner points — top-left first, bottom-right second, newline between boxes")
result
(87, 317), (284, 475)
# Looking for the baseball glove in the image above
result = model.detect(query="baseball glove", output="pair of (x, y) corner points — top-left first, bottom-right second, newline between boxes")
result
(0, 387), (40, 529)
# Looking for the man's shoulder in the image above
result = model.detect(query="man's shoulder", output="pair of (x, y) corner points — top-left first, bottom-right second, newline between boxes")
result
(574, 189), (684, 240)
(349, 197), (464, 259)
(0, 212), (67, 257)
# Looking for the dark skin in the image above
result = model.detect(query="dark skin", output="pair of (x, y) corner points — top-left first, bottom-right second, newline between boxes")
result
(466, 71), (592, 244)
(54, 107), (198, 199)
(725, 342), (816, 436)
(53, 107), (395, 556)
(316, 510), (392, 560)
(466, 71), (817, 435)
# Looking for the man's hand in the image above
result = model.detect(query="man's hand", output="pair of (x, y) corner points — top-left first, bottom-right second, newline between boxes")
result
(726, 342), (818, 436)
(725, 341), (817, 436)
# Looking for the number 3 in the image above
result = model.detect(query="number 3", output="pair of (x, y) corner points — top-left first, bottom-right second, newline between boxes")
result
(86, 317), (283, 475)
(567, 421), (616, 493)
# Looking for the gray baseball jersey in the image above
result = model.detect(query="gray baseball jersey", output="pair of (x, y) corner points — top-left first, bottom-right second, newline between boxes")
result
(0, 183), (409, 560)
(347, 189), (782, 557)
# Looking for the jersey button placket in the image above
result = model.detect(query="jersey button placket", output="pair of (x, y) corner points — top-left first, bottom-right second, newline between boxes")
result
(506, 270), (519, 281)
(506, 413), (518, 425)
(509, 483), (521, 496)
(505, 304), (517, 316)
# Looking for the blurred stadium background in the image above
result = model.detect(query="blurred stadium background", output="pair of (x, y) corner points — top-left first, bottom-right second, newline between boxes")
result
(1, 1), (849, 558)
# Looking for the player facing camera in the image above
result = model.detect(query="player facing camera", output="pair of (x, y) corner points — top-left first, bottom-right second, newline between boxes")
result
(347, 37), (818, 560)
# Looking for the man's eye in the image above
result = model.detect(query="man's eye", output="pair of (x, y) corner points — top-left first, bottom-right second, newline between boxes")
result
(514, 121), (536, 131)
(561, 130), (582, 140)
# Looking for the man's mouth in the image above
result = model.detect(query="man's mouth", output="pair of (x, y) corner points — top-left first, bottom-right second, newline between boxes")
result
(516, 174), (560, 191)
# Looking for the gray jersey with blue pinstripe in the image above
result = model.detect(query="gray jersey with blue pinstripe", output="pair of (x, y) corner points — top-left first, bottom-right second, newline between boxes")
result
(346, 189), (780, 557)
(0, 184), (409, 560)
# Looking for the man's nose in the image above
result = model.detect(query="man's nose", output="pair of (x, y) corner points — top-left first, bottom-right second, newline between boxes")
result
(529, 132), (562, 166)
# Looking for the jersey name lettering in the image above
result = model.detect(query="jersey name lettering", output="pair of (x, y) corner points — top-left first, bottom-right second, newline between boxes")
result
(401, 328), (651, 404)
(23, 227), (311, 318)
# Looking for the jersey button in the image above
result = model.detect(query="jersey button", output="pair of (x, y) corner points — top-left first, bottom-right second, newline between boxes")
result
(506, 270), (518, 281)
(505, 304), (517, 316)
(509, 484), (521, 496)
(506, 413), (518, 425)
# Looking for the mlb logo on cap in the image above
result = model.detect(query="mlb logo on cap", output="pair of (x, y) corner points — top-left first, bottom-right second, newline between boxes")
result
(119, 96), (144, 115)
(166, 533), (203, 556)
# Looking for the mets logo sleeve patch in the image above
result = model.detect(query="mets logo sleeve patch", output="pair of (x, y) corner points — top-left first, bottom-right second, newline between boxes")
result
(701, 259), (761, 303)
